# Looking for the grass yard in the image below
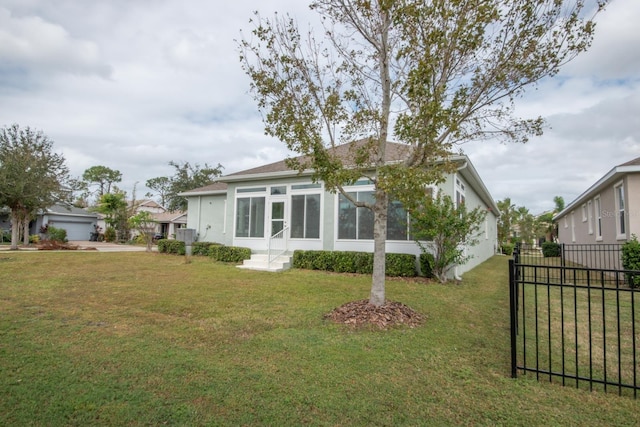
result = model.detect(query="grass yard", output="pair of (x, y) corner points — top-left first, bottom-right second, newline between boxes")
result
(1, 252), (639, 426)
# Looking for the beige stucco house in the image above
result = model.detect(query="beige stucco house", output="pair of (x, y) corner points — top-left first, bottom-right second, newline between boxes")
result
(554, 156), (640, 246)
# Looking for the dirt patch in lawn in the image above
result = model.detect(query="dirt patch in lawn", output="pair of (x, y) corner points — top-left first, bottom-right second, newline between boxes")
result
(324, 299), (425, 330)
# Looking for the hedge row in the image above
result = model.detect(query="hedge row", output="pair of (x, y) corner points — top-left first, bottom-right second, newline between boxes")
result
(293, 250), (427, 277)
(208, 245), (252, 263)
(541, 241), (561, 257)
(157, 239), (185, 255)
(157, 240), (251, 263)
(192, 241), (220, 256)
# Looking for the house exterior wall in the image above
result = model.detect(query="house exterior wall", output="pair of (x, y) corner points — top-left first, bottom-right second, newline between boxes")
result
(555, 172), (640, 270)
(225, 176), (327, 253)
(454, 173), (499, 274)
(628, 174), (640, 236)
(557, 178), (629, 245)
(186, 166), (497, 278)
(186, 194), (227, 244)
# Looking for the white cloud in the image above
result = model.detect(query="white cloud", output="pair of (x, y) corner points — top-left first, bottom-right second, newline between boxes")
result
(0, 0), (637, 214)
(0, 7), (112, 79)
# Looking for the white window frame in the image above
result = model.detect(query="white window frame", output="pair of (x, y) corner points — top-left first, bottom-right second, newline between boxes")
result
(587, 200), (593, 235)
(615, 181), (626, 240)
(581, 204), (587, 222)
(455, 175), (466, 208)
(594, 195), (603, 241)
(234, 187), (267, 239)
(571, 211), (576, 243)
(289, 183), (323, 240)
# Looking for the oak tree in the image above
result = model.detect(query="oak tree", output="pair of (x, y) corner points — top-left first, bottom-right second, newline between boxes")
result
(0, 124), (70, 249)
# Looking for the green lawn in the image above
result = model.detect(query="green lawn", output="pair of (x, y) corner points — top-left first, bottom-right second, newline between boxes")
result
(1, 252), (639, 426)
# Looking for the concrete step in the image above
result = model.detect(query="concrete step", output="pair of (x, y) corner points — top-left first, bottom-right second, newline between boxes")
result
(237, 254), (292, 272)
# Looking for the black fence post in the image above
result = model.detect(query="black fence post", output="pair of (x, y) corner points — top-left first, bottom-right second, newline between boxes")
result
(561, 243), (566, 283)
(509, 258), (518, 378)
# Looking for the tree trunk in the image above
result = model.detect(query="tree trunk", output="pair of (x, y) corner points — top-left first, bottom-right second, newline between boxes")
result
(370, 190), (388, 306)
(10, 212), (19, 250)
(22, 218), (29, 246)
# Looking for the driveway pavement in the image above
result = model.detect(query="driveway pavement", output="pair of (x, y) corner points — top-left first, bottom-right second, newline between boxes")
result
(72, 241), (156, 252)
(0, 241), (156, 252)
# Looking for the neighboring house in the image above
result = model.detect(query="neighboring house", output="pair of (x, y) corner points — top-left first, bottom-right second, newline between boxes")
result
(153, 211), (187, 238)
(554, 156), (640, 267)
(134, 199), (166, 215)
(125, 200), (187, 239)
(33, 204), (98, 241)
(181, 141), (499, 275)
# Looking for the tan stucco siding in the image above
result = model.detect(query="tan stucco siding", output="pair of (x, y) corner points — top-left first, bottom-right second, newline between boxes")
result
(627, 174), (640, 237)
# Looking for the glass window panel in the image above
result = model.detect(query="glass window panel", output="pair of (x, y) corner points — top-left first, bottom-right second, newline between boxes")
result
(291, 183), (321, 190)
(235, 198), (250, 237)
(271, 201), (284, 220)
(250, 197), (265, 238)
(357, 191), (375, 240)
(290, 195), (305, 238)
(271, 186), (287, 195)
(338, 192), (357, 239)
(305, 194), (321, 238)
(237, 187), (266, 193)
(387, 200), (408, 240)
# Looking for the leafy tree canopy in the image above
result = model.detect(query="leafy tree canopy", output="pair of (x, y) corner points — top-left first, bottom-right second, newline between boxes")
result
(145, 176), (172, 207)
(148, 161), (223, 212)
(82, 165), (122, 197)
(0, 124), (70, 249)
(240, 0), (607, 305)
(412, 192), (486, 283)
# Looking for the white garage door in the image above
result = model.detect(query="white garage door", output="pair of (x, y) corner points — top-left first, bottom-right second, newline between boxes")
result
(52, 221), (93, 241)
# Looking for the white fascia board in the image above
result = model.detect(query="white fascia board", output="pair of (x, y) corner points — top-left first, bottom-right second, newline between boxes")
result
(219, 169), (315, 183)
(456, 156), (500, 215)
(45, 210), (98, 219)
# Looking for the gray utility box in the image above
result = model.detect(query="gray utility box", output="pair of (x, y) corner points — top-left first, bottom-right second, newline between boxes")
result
(176, 228), (196, 246)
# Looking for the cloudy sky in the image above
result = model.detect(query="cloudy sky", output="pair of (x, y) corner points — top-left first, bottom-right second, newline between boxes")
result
(0, 0), (638, 214)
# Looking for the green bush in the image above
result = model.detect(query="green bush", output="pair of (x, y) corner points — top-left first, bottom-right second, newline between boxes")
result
(104, 227), (116, 243)
(0, 229), (10, 243)
(157, 239), (186, 255)
(385, 253), (417, 277)
(208, 245), (251, 263)
(501, 243), (514, 256)
(332, 251), (357, 273)
(47, 226), (68, 243)
(622, 235), (640, 288)
(292, 250), (416, 277)
(29, 234), (40, 244)
(292, 250), (312, 270)
(354, 252), (374, 274)
(419, 253), (435, 278)
(541, 241), (561, 257)
(133, 234), (147, 245)
(192, 242), (220, 256)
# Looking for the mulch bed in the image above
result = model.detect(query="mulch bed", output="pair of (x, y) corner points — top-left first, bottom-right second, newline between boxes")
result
(36, 241), (80, 250)
(323, 299), (425, 330)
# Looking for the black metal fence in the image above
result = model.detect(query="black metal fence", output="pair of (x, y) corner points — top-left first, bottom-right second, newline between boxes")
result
(514, 242), (623, 271)
(509, 255), (640, 398)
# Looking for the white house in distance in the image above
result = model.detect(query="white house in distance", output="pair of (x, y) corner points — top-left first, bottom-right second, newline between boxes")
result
(181, 141), (499, 274)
